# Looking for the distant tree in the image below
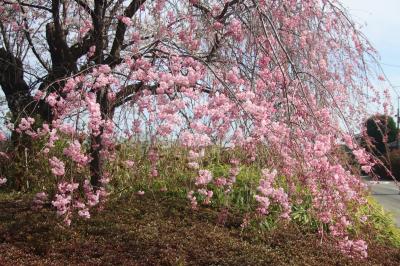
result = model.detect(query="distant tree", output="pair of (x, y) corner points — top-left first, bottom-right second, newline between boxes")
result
(364, 115), (398, 157)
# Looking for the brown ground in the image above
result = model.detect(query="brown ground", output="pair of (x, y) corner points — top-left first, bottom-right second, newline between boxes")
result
(0, 192), (399, 266)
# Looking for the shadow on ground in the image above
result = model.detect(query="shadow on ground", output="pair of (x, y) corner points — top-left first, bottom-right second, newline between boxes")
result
(0, 192), (400, 265)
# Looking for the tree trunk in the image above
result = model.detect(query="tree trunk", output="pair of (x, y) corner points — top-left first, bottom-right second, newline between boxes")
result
(89, 86), (113, 188)
(0, 48), (52, 124)
(89, 133), (103, 188)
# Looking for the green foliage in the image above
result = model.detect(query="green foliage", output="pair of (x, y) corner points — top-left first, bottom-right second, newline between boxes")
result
(0, 133), (81, 192)
(291, 200), (320, 230)
(356, 197), (400, 247)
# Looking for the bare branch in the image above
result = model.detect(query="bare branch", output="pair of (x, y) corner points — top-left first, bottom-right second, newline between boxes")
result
(1, 0), (52, 12)
(16, 0), (50, 71)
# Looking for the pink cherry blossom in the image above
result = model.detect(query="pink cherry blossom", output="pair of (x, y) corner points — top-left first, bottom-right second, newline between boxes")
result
(195, 170), (212, 186)
(118, 16), (132, 26)
(0, 132), (6, 142)
(124, 160), (135, 167)
(49, 157), (65, 176)
(64, 140), (90, 167)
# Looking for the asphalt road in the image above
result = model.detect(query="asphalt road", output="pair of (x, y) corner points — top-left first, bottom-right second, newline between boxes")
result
(367, 180), (400, 227)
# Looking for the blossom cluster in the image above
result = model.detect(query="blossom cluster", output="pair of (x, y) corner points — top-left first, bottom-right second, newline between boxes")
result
(0, 176), (6, 186)
(255, 169), (291, 220)
(52, 181), (79, 225)
(188, 168), (214, 209)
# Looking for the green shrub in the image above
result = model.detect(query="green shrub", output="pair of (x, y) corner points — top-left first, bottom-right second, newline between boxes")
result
(356, 197), (400, 247)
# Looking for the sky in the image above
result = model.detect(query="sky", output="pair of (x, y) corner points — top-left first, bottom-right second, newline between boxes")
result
(1, 1), (399, 126)
(345, 0), (400, 114)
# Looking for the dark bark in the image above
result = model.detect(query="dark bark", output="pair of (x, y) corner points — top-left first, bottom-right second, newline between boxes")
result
(0, 48), (51, 123)
(0, 49), (50, 190)
(89, 0), (147, 188)
(89, 88), (114, 189)
(89, 134), (103, 189)
(36, 22), (79, 98)
(106, 0), (147, 66)
(88, 0), (107, 188)
(0, 21), (81, 124)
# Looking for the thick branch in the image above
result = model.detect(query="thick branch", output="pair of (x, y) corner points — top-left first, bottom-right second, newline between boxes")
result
(69, 31), (95, 60)
(73, 0), (95, 17)
(51, 0), (63, 38)
(113, 82), (152, 108)
(216, 0), (241, 20)
(113, 82), (211, 109)
(108, 0), (146, 63)
(0, 48), (51, 121)
(48, 1), (75, 70)
(45, 23), (76, 73)
(92, 0), (107, 64)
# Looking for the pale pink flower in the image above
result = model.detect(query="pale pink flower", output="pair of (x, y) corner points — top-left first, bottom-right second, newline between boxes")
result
(228, 18), (243, 41)
(195, 170), (212, 186)
(64, 140), (89, 166)
(34, 90), (44, 100)
(118, 16), (132, 26)
(0, 177), (7, 186)
(124, 160), (135, 167)
(17, 117), (35, 132)
(188, 162), (199, 169)
(361, 165), (372, 173)
(49, 157), (65, 176)
(0, 132), (6, 142)
(187, 191), (198, 210)
(78, 209), (91, 219)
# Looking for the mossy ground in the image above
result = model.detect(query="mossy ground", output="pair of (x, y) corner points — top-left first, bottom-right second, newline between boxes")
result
(1, 192), (399, 266)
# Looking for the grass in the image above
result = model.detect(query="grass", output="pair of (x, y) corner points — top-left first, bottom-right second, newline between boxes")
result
(358, 197), (400, 248)
(1, 191), (400, 265)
